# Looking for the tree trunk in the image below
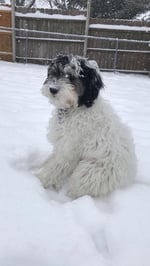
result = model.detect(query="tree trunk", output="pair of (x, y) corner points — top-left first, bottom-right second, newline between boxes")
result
(26, 0), (36, 10)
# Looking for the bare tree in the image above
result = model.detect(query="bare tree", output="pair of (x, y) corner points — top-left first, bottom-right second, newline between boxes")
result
(15, 0), (26, 6)
(25, 0), (36, 9)
(48, 0), (53, 8)
(53, 0), (68, 9)
(15, 0), (36, 8)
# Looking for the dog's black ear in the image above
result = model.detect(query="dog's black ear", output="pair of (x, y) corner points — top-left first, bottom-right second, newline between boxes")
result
(78, 58), (103, 108)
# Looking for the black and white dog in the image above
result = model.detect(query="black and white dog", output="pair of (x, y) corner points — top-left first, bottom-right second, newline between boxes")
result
(37, 54), (136, 198)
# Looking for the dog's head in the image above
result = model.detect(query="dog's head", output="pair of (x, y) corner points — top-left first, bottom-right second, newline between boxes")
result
(42, 54), (103, 109)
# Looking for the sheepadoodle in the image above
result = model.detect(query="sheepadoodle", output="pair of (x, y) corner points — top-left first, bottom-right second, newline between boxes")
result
(37, 54), (137, 198)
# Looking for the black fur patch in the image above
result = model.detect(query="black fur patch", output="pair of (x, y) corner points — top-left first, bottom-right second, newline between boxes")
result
(48, 55), (70, 78)
(78, 58), (103, 108)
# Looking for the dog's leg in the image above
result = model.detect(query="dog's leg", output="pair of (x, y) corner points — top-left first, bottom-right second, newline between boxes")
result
(67, 159), (103, 198)
(67, 158), (129, 198)
(36, 153), (77, 191)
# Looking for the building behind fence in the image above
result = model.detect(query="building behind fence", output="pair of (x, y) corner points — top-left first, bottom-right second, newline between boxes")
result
(0, 6), (150, 74)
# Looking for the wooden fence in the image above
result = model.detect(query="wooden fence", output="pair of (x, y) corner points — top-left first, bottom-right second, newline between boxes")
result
(88, 25), (149, 72)
(0, 9), (12, 61)
(14, 13), (150, 73)
(0, 7), (150, 73)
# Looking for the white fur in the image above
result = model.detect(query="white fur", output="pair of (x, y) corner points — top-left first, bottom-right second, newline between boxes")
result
(42, 78), (78, 109)
(37, 97), (137, 198)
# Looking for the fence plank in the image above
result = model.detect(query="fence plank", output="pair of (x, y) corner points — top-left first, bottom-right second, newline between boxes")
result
(0, 10), (11, 27)
(0, 10), (12, 61)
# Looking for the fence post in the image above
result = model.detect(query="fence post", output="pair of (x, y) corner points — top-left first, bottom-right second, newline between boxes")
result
(25, 29), (28, 64)
(83, 0), (91, 57)
(113, 38), (119, 72)
(11, 0), (16, 61)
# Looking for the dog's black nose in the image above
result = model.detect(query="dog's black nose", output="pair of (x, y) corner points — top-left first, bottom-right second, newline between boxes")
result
(49, 87), (58, 95)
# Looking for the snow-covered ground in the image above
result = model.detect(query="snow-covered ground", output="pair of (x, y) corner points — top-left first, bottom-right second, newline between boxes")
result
(0, 61), (150, 266)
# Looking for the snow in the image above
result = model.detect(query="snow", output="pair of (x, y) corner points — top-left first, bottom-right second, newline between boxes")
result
(136, 10), (150, 21)
(35, 0), (53, 9)
(0, 5), (11, 10)
(0, 61), (150, 266)
(3, 0), (10, 4)
(15, 10), (86, 20)
(90, 24), (150, 32)
(0, 0), (80, 9)
(1, 0), (49, 7)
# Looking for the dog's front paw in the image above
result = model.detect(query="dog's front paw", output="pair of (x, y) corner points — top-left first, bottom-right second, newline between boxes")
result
(35, 168), (62, 191)
(35, 168), (50, 188)
(67, 182), (84, 199)
(67, 172), (92, 198)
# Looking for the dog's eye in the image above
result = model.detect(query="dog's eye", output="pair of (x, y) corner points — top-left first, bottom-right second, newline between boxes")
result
(52, 78), (57, 84)
(71, 65), (76, 70)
